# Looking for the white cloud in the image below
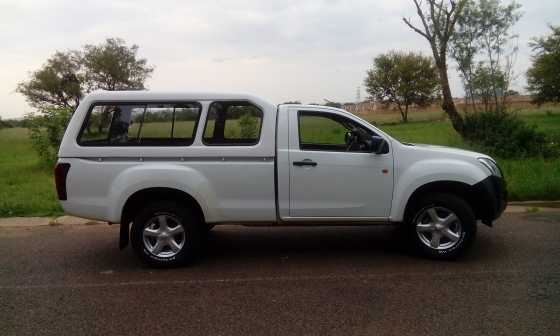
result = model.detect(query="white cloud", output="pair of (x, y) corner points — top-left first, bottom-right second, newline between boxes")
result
(0, 0), (559, 118)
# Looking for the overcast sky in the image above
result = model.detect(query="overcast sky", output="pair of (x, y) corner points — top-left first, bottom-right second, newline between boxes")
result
(1, 0), (559, 118)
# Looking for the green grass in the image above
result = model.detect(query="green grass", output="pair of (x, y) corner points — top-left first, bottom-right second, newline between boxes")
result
(83, 119), (259, 142)
(499, 158), (560, 201)
(0, 107), (559, 217)
(299, 114), (348, 144)
(82, 121), (198, 141)
(518, 110), (560, 142)
(381, 120), (466, 148)
(128, 120), (197, 138)
(0, 128), (62, 217)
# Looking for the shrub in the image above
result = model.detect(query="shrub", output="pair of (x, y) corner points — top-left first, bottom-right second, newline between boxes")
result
(0, 116), (8, 129)
(25, 108), (72, 167)
(463, 110), (557, 158)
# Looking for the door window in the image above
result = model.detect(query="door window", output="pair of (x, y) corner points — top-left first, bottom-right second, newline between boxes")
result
(298, 111), (375, 152)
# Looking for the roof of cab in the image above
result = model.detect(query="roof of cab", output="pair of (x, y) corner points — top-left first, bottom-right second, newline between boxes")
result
(278, 103), (352, 114)
(81, 90), (274, 109)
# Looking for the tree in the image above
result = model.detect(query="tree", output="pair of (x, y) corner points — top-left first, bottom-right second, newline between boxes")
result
(451, 0), (522, 112)
(17, 38), (153, 167)
(16, 51), (83, 109)
(469, 64), (507, 112)
(82, 38), (154, 91)
(365, 51), (440, 123)
(17, 38), (153, 109)
(527, 25), (560, 104)
(403, 0), (468, 133)
(475, 0), (521, 108)
(505, 89), (519, 96)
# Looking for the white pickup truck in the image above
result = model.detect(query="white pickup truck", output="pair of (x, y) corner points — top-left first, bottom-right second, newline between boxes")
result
(56, 91), (507, 267)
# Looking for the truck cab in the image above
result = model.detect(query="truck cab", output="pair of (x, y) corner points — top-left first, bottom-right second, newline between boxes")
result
(57, 91), (506, 267)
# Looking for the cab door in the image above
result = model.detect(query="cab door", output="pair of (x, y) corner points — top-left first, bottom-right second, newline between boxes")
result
(287, 109), (393, 219)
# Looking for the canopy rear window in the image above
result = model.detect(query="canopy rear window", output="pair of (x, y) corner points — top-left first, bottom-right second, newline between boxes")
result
(78, 102), (202, 146)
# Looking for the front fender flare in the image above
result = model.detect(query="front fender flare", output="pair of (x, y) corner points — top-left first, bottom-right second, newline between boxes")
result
(390, 159), (488, 222)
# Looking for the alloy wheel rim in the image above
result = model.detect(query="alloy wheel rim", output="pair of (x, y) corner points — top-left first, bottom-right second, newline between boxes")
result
(415, 206), (463, 250)
(142, 214), (186, 258)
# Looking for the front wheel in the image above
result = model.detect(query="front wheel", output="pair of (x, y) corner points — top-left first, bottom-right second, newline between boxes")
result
(130, 201), (203, 268)
(406, 193), (476, 260)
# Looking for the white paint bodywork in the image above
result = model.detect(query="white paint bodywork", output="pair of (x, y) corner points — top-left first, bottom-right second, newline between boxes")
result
(58, 91), (493, 225)
(59, 91), (277, 224)
(279, 106), (393, 219)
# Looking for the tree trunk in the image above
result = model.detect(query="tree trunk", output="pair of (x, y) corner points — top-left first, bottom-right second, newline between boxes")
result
(403, 104), (409, 123)
(468, 85), (477, 113)
(402, 0), (467, 135)
(438, 63), (464, 134)
(396, 103), (407, 123)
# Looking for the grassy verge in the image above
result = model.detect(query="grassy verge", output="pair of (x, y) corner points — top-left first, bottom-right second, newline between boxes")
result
(0, 128), (63, 217)
(499, 159), (560, 201)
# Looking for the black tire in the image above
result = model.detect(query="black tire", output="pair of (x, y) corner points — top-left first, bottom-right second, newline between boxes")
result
(130, 201), (203, 268)
(405, 193), (476, 260)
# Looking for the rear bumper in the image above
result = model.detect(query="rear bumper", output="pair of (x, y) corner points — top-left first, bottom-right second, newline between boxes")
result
(471, 176), (508, 225)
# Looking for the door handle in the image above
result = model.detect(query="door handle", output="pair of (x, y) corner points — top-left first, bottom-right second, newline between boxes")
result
(293, 159), (318, 167)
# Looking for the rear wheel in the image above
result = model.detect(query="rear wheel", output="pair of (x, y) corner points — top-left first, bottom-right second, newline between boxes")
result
(406, 193), (476, 260)
(131, 201), (203, 268)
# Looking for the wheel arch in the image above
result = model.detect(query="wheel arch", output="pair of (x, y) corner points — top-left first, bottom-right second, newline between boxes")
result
(119, 187), (205, 249)
(402, 181), (480, 223)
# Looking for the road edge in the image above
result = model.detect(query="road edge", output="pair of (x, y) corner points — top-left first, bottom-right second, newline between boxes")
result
(2, 204), (560, 228)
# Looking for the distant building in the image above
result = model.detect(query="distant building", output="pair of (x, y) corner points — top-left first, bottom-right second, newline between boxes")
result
(342, 101), (377, 116)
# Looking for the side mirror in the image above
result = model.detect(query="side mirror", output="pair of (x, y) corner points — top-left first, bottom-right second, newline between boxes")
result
(370, 136), (388, 154)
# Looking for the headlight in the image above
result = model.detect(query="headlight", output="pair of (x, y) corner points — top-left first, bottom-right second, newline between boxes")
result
(478, 158), (502, 177)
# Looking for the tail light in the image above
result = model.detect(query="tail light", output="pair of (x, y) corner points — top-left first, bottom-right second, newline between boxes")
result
(54, 163), (71, 200)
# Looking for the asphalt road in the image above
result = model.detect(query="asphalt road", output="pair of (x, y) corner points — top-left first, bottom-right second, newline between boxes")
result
(1, 212), (559, 336)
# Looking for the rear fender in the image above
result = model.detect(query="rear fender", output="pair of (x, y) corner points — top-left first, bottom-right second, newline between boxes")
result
(110, 164), (215, 249)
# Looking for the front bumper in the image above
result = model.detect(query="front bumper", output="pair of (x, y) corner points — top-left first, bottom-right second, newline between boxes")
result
(471, 176), (508, 226)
